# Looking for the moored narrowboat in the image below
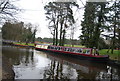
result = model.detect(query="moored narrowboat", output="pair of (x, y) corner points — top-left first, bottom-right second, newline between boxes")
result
(35, 44), (109, 62)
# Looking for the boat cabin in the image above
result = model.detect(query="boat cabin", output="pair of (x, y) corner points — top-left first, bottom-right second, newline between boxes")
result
(36, 44), (92, 55)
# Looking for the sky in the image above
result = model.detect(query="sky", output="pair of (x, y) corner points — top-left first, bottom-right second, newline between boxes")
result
(15, 0), (86, 39)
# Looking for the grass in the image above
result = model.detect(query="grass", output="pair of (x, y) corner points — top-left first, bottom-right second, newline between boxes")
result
(13, 42), (35, 46)
(99, 49), (120, 60)
(64, 44), (86, 48)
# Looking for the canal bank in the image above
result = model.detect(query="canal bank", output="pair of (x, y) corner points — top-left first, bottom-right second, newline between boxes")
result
(0, 54), (2, 80)
(2, 55), (15, 80)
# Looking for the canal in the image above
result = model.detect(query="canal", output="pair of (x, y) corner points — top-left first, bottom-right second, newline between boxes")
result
(2, 45), (120, 80)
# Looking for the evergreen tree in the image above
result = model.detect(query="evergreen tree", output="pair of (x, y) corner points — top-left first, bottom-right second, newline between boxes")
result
(109, 1), (120, 53)
(80, 2), (109, 49)
(80, 2), (96, 48)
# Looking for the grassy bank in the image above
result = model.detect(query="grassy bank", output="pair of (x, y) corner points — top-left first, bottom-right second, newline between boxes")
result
(13, 42), (34, 46)
(99, 49), (120, 60)
(64, 44), (85, 48)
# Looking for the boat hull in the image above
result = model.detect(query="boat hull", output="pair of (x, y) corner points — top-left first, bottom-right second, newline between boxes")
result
(35, 47), (109, 63)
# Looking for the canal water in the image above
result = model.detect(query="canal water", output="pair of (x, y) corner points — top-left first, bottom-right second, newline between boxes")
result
(2, 45), (120, 80)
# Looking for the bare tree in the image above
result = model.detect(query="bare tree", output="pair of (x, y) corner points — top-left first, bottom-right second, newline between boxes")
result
(44, 2), (78, 46)
(0, 0), (20, 24)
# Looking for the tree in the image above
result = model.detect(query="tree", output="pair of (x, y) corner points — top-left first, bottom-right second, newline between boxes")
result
(44, 2), (59, 45)
(109, 1), (120, 53)
(22, 23), (37, 44)
(0, 0), (19, 24)
(2, 22), (37, 44)
(44, 2), (78, 46)
(80, 2), (96, 48)
(116, 28), (120, 48)
(80, 2), (109, 49)
(2, 22), (24, 41)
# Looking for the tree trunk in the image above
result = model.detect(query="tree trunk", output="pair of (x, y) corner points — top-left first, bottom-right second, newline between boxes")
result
(59, 20), (63, 46)
(55, 19), (59, 46)
(61, 29), (65, 46)
(111, 1), (117, 54)
(55, 27), (58, 46)
(53, 29), (55, 45)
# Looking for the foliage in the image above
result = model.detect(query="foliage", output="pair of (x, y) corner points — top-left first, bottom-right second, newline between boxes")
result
(36, 37), (53, 43)
(0, 0), (20, 23)
(109, 1), (120, 53)
(80, 1), (120, 51)
(2, 22), (37, 44)
(2, 22), (24, 41)
(35, 37), (80, 45)
(44, 2), (79, 46)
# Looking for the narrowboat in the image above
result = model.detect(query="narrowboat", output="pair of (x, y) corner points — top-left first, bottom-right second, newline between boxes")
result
(35, 44), (109, 62)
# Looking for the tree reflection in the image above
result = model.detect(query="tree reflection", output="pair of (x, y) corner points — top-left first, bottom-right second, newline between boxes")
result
(44, 60), (60, 79)
(2, 46), (35, 66)
(43, 53), (120, 80)
(43, 55), (99, 79)
(44, 58), (75, 79)
(96, 66), (120, 80)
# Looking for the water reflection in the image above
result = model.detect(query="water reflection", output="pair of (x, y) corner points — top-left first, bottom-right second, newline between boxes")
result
(2, 45), (120, 80)
(44, 53), (106, 80)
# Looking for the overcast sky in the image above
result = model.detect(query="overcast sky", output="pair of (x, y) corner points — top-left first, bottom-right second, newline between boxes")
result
(15, 0), (86, 39)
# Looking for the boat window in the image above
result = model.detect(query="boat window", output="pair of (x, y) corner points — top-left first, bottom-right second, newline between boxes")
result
(57, 47), (59, 50)
(49, 46), (51, 49)
(51, 46), (54, 49)
(53, 47), (55, 50)
(59, 47), (62, 51)
(72, 48), (75, 52)
(68, 48), (71, 52)
(50, 46), (52, 49)
(85, 49), (91, 54)
(58, 47), (60, 50)
(82, 49), (91, 54)
(77, 49), (83, 53)
(48, 46), (50, 49)
(44, 45), (48, 49)
(55, 47), (57, 50)
(52, 47), (54, 49)
(54, 47), (56, 50)
(73, 49), (78, 53)
(65, 48), (68, 51)
(83, 49), (87, 54)
(56, 47), (57, 50)
(56, 47), (58, 50)
(69, 48), (72, 52)
(64, 48), (67, 51)
(58, 47), (61, 50)
(67, 48), (70, 51)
